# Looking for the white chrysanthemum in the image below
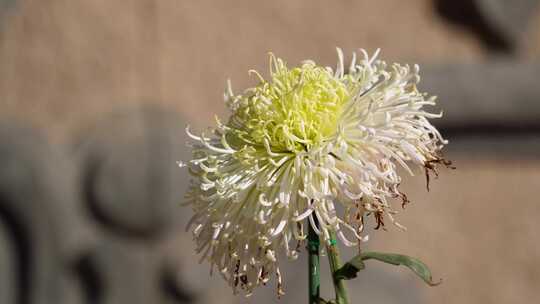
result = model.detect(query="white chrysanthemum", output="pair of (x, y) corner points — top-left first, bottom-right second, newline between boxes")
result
(183, 48), (450, 295)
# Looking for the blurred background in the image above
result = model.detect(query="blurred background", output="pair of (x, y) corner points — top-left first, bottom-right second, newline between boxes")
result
(0, 0), (539, 303)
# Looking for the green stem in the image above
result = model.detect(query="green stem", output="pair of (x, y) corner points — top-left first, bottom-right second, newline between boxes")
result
(308, 224), (320, 304)
(327, 232), (349, 304)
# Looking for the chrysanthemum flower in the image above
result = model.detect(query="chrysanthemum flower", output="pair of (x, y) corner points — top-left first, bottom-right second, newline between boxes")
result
(183, 49), (449, 296)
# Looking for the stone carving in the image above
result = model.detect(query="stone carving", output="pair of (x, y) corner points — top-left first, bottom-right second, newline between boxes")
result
(434, 0), (540, 53)
(421, 62), (540, 129)
(72, 106), (193, 304)
(0, 122), (81, 304)
(0, 107), (194, 304)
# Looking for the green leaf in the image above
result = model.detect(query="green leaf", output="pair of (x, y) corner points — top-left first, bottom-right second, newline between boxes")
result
(335, 251), (441, 286)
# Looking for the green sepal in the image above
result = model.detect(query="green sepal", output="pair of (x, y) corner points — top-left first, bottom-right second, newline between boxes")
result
(335, 251), (441, 286)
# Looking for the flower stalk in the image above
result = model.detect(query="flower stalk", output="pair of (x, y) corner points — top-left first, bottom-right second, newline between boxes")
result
(308, 224), (320, 304)
(327, 232), (349, 304)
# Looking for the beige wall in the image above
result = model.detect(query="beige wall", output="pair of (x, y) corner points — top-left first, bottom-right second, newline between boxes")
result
(1, 1), (539, 303)
(0, 0), (489, 138)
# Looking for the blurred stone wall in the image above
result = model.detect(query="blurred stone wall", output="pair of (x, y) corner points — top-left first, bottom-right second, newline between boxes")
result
(0, 1), (539, 303)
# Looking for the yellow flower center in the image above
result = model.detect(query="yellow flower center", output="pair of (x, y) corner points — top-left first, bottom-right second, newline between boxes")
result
(227, 56), (350, 154)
